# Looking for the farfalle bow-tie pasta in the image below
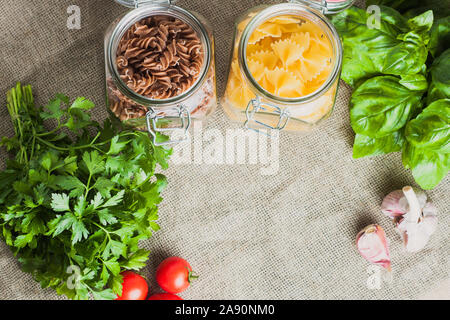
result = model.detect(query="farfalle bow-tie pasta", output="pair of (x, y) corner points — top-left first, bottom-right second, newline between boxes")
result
(226, 15), (333, 108)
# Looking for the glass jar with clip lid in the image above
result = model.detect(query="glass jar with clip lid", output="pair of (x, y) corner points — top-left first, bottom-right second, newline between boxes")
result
(105, 0), (217, 145)
(222, 0), (354, 134)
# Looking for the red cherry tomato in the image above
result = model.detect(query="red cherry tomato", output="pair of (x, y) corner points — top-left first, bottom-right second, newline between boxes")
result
(156, 257), (198, 294)
(148, 293), (183, 300)
(115, 271), (148, 300)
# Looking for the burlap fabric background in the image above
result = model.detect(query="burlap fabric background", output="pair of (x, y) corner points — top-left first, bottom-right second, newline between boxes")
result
(0, 0), (449, 300)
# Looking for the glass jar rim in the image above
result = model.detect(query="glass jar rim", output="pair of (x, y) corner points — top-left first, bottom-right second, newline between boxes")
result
(238, 3), (343, 105)
(107, 3), (212, 108)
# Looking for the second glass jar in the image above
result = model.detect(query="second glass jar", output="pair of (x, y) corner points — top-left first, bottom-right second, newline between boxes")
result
(222, 1), (354, 133)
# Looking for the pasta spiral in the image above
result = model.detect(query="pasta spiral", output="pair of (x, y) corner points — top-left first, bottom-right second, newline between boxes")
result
(117, 15), (205, 100)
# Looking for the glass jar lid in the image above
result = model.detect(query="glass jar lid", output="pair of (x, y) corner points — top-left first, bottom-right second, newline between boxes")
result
(114, 0), (176, 8)
(290, 0), (355, 14)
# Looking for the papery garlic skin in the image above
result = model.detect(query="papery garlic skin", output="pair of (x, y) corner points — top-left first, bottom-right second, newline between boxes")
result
(357, 224), (392, 271)
(381, 189), (427, 219)
(381, 190), (407, 218)
(396, 202), (438, 253)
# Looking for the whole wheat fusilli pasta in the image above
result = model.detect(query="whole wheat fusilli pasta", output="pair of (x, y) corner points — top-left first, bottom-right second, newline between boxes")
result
(117, 15), (205, 100)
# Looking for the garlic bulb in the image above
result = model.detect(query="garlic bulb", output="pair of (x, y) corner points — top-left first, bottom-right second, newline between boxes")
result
(381, 186), (438, 253)
(356, 224), (391, 271)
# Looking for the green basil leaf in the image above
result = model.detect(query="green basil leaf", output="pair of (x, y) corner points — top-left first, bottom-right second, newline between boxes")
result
(382, 38), (428, 75)
(399, 74), (428, 91)
(332, 6), (406, 87)
(429, 16), (450, 58)
(378, 6), (410, 31)
(402, 142), (450, 190)
(427, 49), (450, 105)
(339, 45), (381, 89)
(333, 6), (430, 87)
(367, 0), (450, 19)
(405, 99), (450, 153)
(403, 1), (450, 20)
(350, 76), (423, 138)
(353, 131), (405, 158)
(406, 10), (434, 34)
(366, 0), (410, 11)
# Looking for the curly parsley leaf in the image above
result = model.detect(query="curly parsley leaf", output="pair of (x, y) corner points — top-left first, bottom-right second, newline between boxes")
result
(51, 193), (71, 212)
(124, 249), (150, 271)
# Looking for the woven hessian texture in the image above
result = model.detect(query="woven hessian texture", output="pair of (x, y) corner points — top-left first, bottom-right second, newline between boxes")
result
(0, 0), (448, 300)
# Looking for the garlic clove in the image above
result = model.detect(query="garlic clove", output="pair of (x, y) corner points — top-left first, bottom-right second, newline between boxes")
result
(381, 188), (428, 219)
(396, 217), (438, 252)
(357, 224), (392, 271)
(394, 187), (438, 253)
(381, 190), (408, 218)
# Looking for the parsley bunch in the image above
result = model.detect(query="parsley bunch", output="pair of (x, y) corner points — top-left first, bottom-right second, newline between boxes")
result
(0, 83), (171, 300)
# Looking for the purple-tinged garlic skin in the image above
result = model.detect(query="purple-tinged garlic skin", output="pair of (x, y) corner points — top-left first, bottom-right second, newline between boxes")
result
(381, 189), (427, 219)
(394, 187), (438, 253)
(357, 224), (392, 271)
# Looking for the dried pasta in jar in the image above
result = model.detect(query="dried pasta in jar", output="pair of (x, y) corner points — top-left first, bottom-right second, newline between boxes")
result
(222, 1), (352, 133)
(105, 1), (217, 145)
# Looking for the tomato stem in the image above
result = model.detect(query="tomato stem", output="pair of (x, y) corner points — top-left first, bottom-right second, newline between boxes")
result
(187, 268), (199, 284)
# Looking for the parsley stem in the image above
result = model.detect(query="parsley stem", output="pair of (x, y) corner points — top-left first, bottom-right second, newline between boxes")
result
(35, 136), (70, 151)
(90, 132), (102, 145)
(35, 136), (106, 154)
(133, 175), (152, 191)
(91, 221), (112, 241)
(35, 120), (61, 137)
(29, 129), (36, 163)
(35, 131), (139, 155)
(40, 131), (129, 148)
(84, 173), (93, 199)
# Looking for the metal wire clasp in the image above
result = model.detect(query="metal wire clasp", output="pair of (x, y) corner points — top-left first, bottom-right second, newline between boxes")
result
(146, 105), (191, 146)
(244, 97), (290, 136)
(288, 0), (327, 14)
(133, 0), (174, 8)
